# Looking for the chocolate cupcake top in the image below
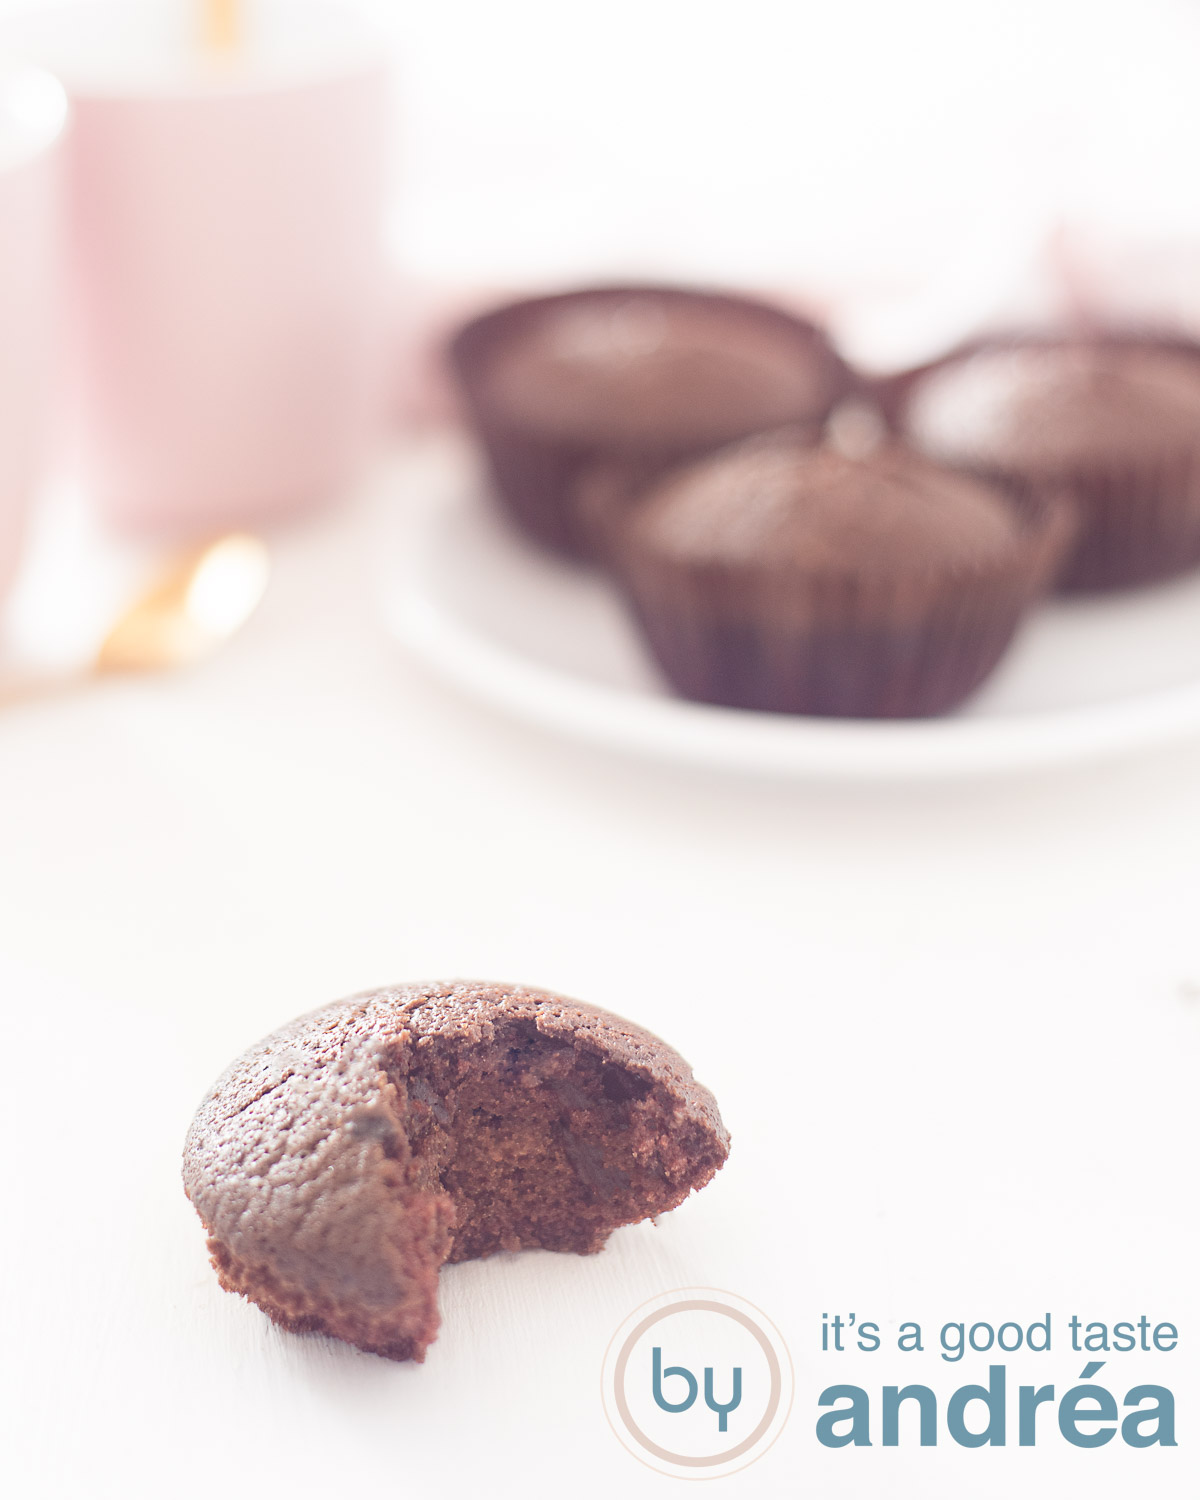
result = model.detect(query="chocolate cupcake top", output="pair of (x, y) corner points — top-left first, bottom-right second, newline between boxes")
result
(904, 342), (1200, 472)
(621, 435), (1027, 576)
(458, 287), (848, 450)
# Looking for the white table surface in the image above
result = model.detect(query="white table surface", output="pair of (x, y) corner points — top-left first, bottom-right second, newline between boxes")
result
(0, 436), (1197, 1498)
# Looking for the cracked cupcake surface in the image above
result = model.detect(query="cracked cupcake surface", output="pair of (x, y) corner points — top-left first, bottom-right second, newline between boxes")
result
(182, 980), (729, 1361)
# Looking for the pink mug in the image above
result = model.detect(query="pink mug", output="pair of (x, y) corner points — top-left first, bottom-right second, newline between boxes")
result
(19, 0), (391, 533)
(0, 64), (67, 601)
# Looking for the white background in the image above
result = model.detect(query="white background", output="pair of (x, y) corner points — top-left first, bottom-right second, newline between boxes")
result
(1, 2), (1199, 1497)
(11, 0), (1200, 356)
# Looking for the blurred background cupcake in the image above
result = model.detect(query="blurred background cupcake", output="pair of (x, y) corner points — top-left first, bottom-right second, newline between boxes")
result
(894, 337), (1200, 591)
(605, 431), (1075, 718)
(449, 286), (855, 558)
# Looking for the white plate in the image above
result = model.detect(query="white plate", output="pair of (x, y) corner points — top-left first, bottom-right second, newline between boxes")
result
(382, 434), (1200, 779)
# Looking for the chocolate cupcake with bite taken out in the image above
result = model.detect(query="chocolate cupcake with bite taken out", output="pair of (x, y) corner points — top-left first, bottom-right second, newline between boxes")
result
(183, 980), (728, 1362)
(608, 432), (1075, 718)
(450, 285), (855, 559)
(897, 337), (1200, 591)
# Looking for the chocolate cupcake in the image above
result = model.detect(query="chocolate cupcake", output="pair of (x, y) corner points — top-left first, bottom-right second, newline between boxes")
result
(608, 433), (1075, 718)
(577, 402), (891, 564)
(183, 980), (728, 1361)
(572, 453), (670, 564)
(450, 285), (855, 558)
(898, 338), (1200, 591)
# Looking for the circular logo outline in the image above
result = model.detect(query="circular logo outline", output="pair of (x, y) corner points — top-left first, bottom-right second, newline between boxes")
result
(602, 1287), (793, 1480)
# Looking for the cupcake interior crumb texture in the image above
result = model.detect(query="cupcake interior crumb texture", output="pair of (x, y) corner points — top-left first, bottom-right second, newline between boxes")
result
(399, 1019), (717, 1262)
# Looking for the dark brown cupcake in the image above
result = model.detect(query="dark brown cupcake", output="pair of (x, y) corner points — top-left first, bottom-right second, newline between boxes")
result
(576, 403), (891, 564)
(608, 433), (1075, 718)
(183, 980), (728, 1361)
(572, 452), (676, 564)
(896, 337), (1200, 591)
(450, 285), (855, 558)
